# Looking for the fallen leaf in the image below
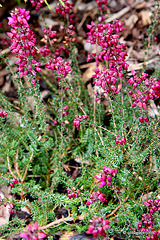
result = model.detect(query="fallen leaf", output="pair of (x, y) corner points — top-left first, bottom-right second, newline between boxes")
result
(141, 10), (151, 26)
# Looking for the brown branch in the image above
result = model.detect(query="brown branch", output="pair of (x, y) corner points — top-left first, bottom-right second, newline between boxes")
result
(7, 155), (17, 179)
(22, 153), (34, 182)
(39, 196), (130, 230)
(14, 149), (22, 181)
(38, 215), (84, 230)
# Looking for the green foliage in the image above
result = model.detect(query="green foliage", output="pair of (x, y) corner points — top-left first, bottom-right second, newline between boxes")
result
(0, 2), (160, 240)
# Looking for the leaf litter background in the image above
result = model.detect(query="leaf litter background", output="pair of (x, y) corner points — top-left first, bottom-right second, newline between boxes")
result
(0, 0), (159, 239)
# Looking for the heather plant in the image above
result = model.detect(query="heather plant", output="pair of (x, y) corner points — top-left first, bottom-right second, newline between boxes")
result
(0, 0), (159, 240)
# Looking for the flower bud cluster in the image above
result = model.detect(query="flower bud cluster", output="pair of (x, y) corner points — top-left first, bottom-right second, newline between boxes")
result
(7, 8), (41, 77)
(46, 56), (71, 80)
(29, 0), (44, 12)
(54, 46), (69, 57)
(67, 187), (80, 199)
(10, 178), (19, 187)
(20, 222), (46, 240)
(55, 0), (74, 22)
(39, 46), (51, 57)
(62, 106), (69, 116)
(0, 109), (7, 117)
(0, 38), (11, 46)
(95, 0), (108, 14)
(63, 25), (76, 46)
(115, 133), (126, 145)
(4, 202), (14, 214)
(137, 214), (160, 240)
(95, 166), (117, 188)
(136, 199), (160, 240)
(86, 190), (107, 205)
(43, 27), (57, 39)
(92, 68), (122, 94)
(86, 216), (110, 238)
(128, 70), (160, 123)
(87, 20), (128, 96)
(73, 115), (89, 130)
(144, 199), (160, 213)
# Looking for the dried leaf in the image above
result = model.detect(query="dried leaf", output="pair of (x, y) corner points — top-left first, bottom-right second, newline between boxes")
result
(140, 10), (151, 26)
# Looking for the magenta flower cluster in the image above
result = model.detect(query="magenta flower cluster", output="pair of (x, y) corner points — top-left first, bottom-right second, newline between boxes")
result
(55, 0), (75, 23)
(87, 20), (128, 96)
(54, 46), (69, 57)
(73, 115), (89, 130)
(43, 27), (57, 39)
(20, 222), (46, 240)
(67, 187), (80, 199)
(128, 70), (160, 123)
(144, 199), (160, 213)
(115, 133), (126, 145)
(10, 178), (19, 187)
(4, 202), (14, 214)
(7, 8), (41, 78)
(55, 0), (73, 16)
(62, 106), (69, 117)
(95, 0), (108, 14)
(137, 214), (160, 240)
(95, 166), (117, 188)
(0, 109), (7, 117)
(136, 199), (160, 240)
(86, 190), (107, 205)
(86, 216), (110, 238)
(29, 0), (44, 12)
(46, 56), (71, 80)
(39, 46), (51, 57)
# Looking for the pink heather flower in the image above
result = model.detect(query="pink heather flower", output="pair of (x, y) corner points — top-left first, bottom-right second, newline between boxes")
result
(10, 178), (19, 187)
(37, 232), (47, 239)
(136, 207), (160, 240)
(20, 222), (46, 240)
(98, 181), (107, 188)
(0, 110), (7, 117)
(43, 27), (57, 39)
(54, 46), (69, 57)
(95, 166), (117, 188)
(46, 57), (71, 79)
(139, 117), (143, 124)
(106, 181), (111, 186)
(32, 222), (38, 232)
(39, 46), (51, 57)
(7, 8), (41, 78)
(129, 72), (160, 123)
(55, 0), (74, 18)
(73, 115), (89, 130)
(62, 111), (69, 117)
(87, 216), (110, 238)
(110, 168), (117, 177)
(67, 187), (80, 199)
(144, 199), (160, 213)
(53, 120), (57, 126)
(63, 106), (69, 111)
(115, 134), (126, 145)
(144, 116), (149, 123)
(86, 191), (107, 205)
(87, 20), (128, 99)
(95, 0), (108, 14)
(107, 176), (112, 181)
(19, 232), (31, 239)
(29, 0), (45, 12)
(32, 80), (36, 86)
(12, 178), (18, 184)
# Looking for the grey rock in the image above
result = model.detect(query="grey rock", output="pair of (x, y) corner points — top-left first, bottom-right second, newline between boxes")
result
(69, 233), (94, 240)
